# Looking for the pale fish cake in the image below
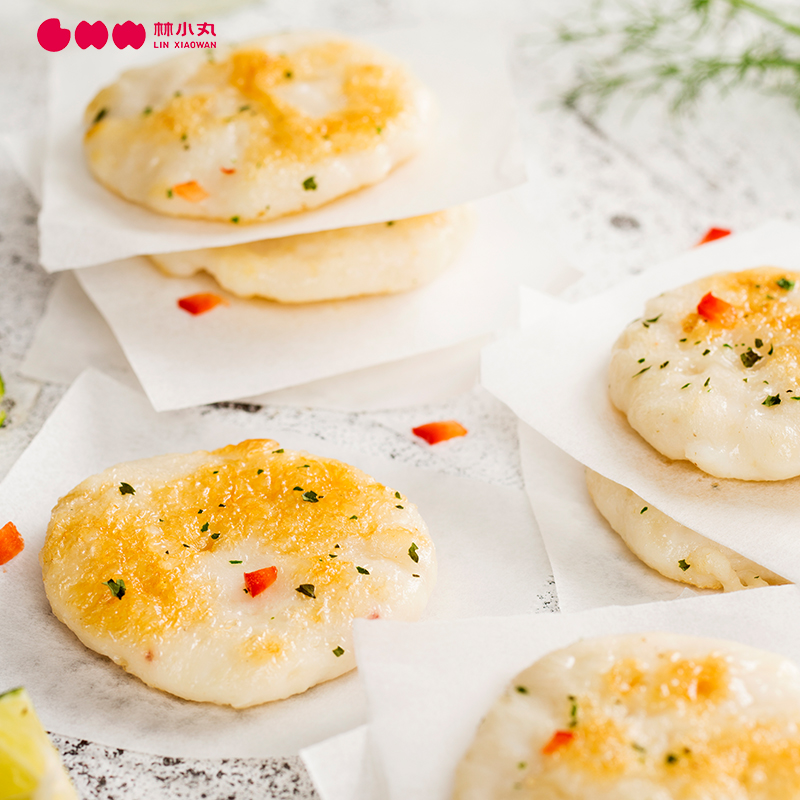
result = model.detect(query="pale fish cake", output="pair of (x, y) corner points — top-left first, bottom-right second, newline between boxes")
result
(40, 439), (435, 708)
(585, 468), (787, 591)
(150, 206), (473, 303)
(453, 633), (800, 800)
(83, 32), (434, 222)
(609, 268), (800, 480)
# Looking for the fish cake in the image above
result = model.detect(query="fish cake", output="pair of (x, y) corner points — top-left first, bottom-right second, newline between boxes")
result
(453, 633), (800, 799)
(585, 468), (787, 591)
(83, 32), (434, 222)
(150, 206), (473, 303)
(609, 268), (800, 480)
(40, 439), (435, 708)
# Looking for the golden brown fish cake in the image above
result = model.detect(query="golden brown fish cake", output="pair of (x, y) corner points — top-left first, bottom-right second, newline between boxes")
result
(41, 439), (435, 707)
(83, 32), (434, 222)
(150, 206), (473, 303)
(585, 468), (787, 591)
(453, 633), (800, 799)
(609, 268), (800, 480)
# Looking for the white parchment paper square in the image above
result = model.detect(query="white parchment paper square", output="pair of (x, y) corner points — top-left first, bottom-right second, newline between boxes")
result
(39, 18), (525, 271)
(0, 369), (552, 758)
(74, 188), (559, 411)
(354, 585), (800, 800)
(482, 222), (800, 584)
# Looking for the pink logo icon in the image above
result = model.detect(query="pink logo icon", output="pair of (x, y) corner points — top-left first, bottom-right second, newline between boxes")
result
(75, 20), (108, 49)
(37, 18), (70, 52)
(112, 21), (146, 49)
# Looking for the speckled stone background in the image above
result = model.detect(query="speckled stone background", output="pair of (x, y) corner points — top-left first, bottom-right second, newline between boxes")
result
(2, 0), (800, 796)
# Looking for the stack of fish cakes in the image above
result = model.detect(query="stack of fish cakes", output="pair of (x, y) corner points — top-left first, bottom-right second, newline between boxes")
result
(589, 267), (800, 591)
(83, 31), (472, 304)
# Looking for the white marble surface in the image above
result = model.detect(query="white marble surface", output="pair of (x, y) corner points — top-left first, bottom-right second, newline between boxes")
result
(3, 0), (800, 797)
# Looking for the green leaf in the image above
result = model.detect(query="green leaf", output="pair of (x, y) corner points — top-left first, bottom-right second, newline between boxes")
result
(356, 566), (370, 575)
(678, 559), (690, 571)
(303, 176), (317, 191)
(296, 583), (316, 598)
(763, 394), (782, 406)
(408, 542), (419, 563)
(332, 646), (344, 657)
(104, 578), (126, 599)
(302, 490), (321, 503)
(777, 277), (795, 290)
(119, 482), (135, 495)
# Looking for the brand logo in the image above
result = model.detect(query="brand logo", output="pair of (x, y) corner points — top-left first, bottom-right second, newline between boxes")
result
(38, 18), (146, 52)
(38, 18), (216, 52)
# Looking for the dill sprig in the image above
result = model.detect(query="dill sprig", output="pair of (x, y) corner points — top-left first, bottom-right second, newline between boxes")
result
(556, 0), (800, 114)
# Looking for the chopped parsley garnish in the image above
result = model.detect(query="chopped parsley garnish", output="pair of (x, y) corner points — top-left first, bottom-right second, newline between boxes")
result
(638, 358), (645, 363)
(396, 504), (404, 509)
(702, 349), (710, 356)
(640, 507), (648, 514)
(515, 685), (529, 694)
(285, 70), (293, 79)
(257, 469), (264, 475)
(632, 366), (651, 377)
(769, 344), (774, 355)
(412, 573), (420, 577)
(723, 343), (732, 349)
(329, 553), (337, 558)
(166, 188), (173, 198)
(231, 216), (240, 223)
(210, 533), (220, 540)
(660, 361), (669, 369)
(302, 490), (322, 502)
(119, 482), (135, 495)
(229, 560), (243, 564)
(568, 695), (578, 728)
(182, 543), (190, 548)
(349, 515), (358, 520)
(763, 394), (782, 406)
(272, 449), (284, 453)
(517, 762), (527, 770)
(642, 314), (662, 327)
(303, 176), (317, 191)
(239, 105), (250, 112)
(377, 126), (383, 134)
(200, 522), (209, 532)
(332, 646), (344, 657)
(632, 743), (646, 754)
(198, 509), (203, 514)
(740, 349), (762, 368)
(212, 470), (218, 474)
(681, 383), (691, 389)
(395, 491), (402, 499)
(704, 377), (710, 387)
(777, 277), (795, 290)
(296, 583), (316, 598)
(104, 578), (126, 599)
(665, 753), (678, 764)
(219, 503), (225, 507)
(755, 338), (764, 349)
(181, 133), (188, 141)
(356, 566), (370, 575)
(679, 338), (687, 342)
(678, 559), (690, 571)
(93, 107), (108, 125)
(293, 486), (303, 491)
(408, 543), (419, 563)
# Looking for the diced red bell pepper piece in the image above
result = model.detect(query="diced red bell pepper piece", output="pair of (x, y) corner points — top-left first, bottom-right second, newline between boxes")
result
(172, 181), (209, 202)
(178, 293), (227, 315)
(412, 420), (468, 445)
(696, 228), (731, 246)
(541, 730), (575, 755)
(0, 522), (24, 565)
(244, 566), (278, 597)
(697, 292), (733, 324)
